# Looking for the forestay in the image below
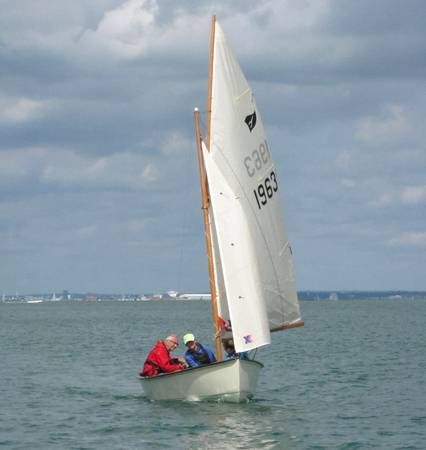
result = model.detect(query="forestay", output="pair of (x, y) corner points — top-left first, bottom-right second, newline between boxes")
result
(203, 22), (302, 353)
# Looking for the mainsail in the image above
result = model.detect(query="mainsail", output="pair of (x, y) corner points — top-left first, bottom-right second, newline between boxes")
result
(204, 22), (302, 353)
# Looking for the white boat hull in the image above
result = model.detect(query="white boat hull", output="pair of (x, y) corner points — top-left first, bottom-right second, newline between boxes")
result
(139, 359), (263, 402)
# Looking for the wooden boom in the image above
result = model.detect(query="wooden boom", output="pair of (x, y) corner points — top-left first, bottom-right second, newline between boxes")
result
(271, 320), (305, 333)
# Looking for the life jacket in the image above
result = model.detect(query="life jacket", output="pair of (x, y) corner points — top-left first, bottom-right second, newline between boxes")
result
(140, 340), (183, 377)
(141, 359), (160, 377)
(188, 344), (210, 365)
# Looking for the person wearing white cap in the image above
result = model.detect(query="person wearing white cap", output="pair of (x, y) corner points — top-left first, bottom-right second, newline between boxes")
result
(183, 333), (216, 368)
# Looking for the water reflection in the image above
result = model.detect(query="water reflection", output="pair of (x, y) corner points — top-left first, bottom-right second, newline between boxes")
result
(144, 400), (296, 450)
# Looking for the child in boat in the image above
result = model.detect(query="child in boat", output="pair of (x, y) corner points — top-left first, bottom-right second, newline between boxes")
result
(223, 339), (249, 360)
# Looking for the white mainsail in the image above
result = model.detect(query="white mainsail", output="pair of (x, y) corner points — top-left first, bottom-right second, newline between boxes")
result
(204, 22), (302, 353)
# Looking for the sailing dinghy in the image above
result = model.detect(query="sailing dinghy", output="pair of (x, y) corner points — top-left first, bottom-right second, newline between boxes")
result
(140, 16), (303, 403)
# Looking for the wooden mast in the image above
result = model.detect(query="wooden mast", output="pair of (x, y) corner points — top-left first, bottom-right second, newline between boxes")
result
(205, 15), (216, 151)
(192, 15), (222, 361)
(193, 109), (222, 361)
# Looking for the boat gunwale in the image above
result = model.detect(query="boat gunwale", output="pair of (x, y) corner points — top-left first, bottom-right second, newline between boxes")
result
(139, 358), (263, 382)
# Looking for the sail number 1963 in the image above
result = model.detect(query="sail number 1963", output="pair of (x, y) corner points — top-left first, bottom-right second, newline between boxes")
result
(254, 171), (278, 209)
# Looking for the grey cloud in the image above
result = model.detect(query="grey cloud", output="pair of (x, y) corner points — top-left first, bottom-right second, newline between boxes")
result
(1, 0), (425, 293)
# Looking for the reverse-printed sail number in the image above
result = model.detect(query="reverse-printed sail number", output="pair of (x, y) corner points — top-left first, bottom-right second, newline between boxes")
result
(243, 139), (271, 177)
(242, 138), (279, 210)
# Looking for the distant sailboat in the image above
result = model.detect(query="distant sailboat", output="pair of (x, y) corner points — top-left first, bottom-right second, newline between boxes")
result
(140, 16), (303, 402)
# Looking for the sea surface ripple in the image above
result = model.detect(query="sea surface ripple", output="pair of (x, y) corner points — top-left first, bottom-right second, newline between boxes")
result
(1, 298), (425, 449)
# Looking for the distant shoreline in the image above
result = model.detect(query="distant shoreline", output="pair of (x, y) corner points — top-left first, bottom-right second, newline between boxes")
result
(2, 290), (425, 303)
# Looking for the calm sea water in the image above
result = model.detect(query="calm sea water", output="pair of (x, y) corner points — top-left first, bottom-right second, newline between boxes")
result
(1, 299), (425, 449)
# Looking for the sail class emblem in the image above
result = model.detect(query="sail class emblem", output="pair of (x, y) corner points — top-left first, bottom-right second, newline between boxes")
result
(243, 335), (253, 344)
(244, 111), (257, 132)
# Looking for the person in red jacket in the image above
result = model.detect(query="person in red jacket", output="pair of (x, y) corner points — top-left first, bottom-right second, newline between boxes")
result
(140, 335), (186, 377)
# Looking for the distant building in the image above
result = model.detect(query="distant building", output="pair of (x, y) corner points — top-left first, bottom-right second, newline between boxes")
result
(167, 290), (179, 298)
(178, 293), (211, 300)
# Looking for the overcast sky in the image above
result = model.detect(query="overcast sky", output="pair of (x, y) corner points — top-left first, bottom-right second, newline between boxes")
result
(1, 0), (425, 294)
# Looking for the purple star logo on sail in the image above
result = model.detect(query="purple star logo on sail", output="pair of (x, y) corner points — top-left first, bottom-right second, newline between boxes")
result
(243, 335), (253, 344)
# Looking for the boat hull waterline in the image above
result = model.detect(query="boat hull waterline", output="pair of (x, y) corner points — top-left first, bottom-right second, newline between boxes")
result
(140, 359), (263, 402)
